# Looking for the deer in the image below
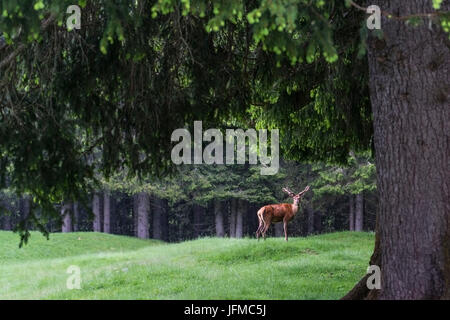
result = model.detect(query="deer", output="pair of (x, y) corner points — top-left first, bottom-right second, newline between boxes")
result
(256, 185), (310, 241)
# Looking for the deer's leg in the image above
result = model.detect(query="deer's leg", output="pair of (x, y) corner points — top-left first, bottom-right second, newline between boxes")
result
(256, 213), (264, 241)
(262, 218), (271, 240)
(283, 220), (288, 242)
(256, 220), (263, 240)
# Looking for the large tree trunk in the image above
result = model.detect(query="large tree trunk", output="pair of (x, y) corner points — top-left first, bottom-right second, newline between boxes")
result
(229, 198), (237, 238)
(348, 0), (450, 299)
(92, 193), (102, 232)
(349, 194), (355, 231)
(61, 202), (73, 233)
(103, 193), (111, 234)
(136, 192), (150, 239)
(214, 200), (225, 237)
(354, 193), (364, 231)
(235, 199), (245, 238)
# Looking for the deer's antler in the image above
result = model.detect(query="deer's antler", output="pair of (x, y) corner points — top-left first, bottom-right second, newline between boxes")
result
(282, 187), (295, 197)
(297, 185), (310, 196)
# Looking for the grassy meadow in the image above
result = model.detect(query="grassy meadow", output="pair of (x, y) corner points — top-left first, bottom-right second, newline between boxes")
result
(0, 231), (374, 299)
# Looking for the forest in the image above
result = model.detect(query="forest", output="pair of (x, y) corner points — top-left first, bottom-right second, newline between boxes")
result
(1, 156), (376, 241)
(0, 0), (448, 300)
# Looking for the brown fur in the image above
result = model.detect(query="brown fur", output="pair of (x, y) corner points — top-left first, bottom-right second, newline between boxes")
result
(256, 186), (309, 241)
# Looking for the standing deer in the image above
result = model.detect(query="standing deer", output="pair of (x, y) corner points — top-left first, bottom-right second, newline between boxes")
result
(256, 186), (310, 241)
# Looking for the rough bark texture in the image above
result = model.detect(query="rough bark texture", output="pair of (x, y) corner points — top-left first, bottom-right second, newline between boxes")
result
(349, 194), (355, 231)
(61, 202), (72, 233)
(214, 200), (225, 237)
(230, 198), (237, 238)
(235, 199), (245, 238)
(92, 193), (102, 232)
(136, 192), (150, 239)
(103, 193), (111, 234)
(355, 193), (364, 231)
(365, 0), (450, 299)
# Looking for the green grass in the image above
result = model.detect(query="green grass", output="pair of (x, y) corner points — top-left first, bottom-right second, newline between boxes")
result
(0, 231), (374, 300)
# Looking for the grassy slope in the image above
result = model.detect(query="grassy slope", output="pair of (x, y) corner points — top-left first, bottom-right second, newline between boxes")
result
(0, 231), (374, 300)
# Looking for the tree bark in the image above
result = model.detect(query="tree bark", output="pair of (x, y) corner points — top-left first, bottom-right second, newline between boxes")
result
(136, 192), (150, 239)
(92, 193), (102, 232)
(2, 201), (12, 230)
(354, 193), (363, 231)
(161, 199), (169, 241)
(192, 204), (203, 238)
(314, 211), (322, 234)
(214, 200), (225, 237)
(349, 194), (355, 231)
(61, 202), (73, 233)
(73, 201), (79, 232)
(152, 197), (164, 240)
(235, 199), (245, 238)
(230, 198), (237, 238)
(133, 194), (139, 237)
(274, 223), (284, 237)
(103, 193), (111, 234)
(352, 0), (450, 299)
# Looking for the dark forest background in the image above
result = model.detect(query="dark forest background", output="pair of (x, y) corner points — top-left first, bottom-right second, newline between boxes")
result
(0, 153), (376, 242)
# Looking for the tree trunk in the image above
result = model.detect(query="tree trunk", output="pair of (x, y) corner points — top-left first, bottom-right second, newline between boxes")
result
(161, 199), (169, 241)
(235, 199), (245, 238)
(61, 202), (73, 232)
(314, 211), (322, 234)
(136, 192), (150, 239)
(354, 193), (363, 231)
(351, 0), (450, 299)
(274, 223), (284, 237)
(3, 214), (11, 230)
(2, 201), (12, 230)
(92, 193), (102, 232)
(214, 200), (225, 237)
(230, 198), (237, 238)
(103, 193), (111, 234)
(152, 197), (164, 240)
(349, 194), (355, 231)
(133, 194), (139, 237)
(192, 204), (203, 238)
(307, 205), (314, 235)
(73, 201), (79, 232)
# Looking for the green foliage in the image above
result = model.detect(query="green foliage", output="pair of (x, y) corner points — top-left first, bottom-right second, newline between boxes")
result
(1, 0), (446, 240)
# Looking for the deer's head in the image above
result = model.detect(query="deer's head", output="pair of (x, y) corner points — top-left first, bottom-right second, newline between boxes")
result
(282, 186), (310, 206)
